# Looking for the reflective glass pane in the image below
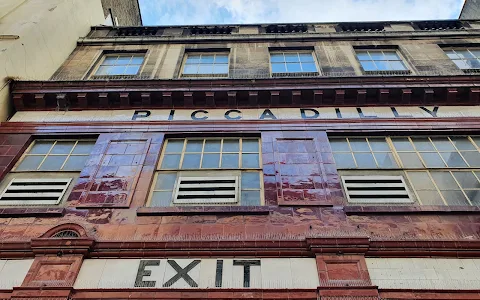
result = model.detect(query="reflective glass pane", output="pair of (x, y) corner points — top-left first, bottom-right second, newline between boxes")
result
(215, 55), (229, 63)
(125, 66), (140, 75)
(468, 59), (480, 69)
(165, 140), (184, 153)
(183, 65), (198, 74)
(457, 50), (475, 59)
(16, 156), (44, 171)
(201, 154), (220, 168)
(96, 66), (109, 75)
(50, 141), (75, 154)
(356, 52), (370, 61)
(221, 154), (239, 168)
(241, 191), (261, 206)
(374, 152), (398, 168)
(284, 53), (299, 62)
(242, 139), (259, 152)
(471, 50), (480, 58)
(329, 139), (350, 152)
(441, 190), (470, 206)
(420, 152), (446, 167)
(412, 137), (435, 151)
(461, 152), (480, 167)
(440, 152), (468, 167)
(445, 51), (459, 59)
(374, 61), (390, 71)
(391, 138), (415, 151)
(213, 64), (229, 74)
(472, 137), (480, 148)
(383, 51), (400, 60)
(29, 141), (54, 154)
(360, 61), (376, 71)
(431, 137), (455, 151)
(368, 138), (390, 151)
(333, 153), (356, 168)
(242, 172), (261, 189)
(299, 53), (314, 62)
(398, 152), (424, 168)
(454, 60), (470, 69)
(116, 56), (132, 64)
(102, 56), (117, 65)
(154, 173), (177, 190)
(39, 155), (67, 170)
(450, 137), (476, 150)
(369, 52), (385, 60)
(204, 140), (221, 152)
(107, 65), (126, 75)
(161, 154), (181, 169)
(223, 139), (240, 152)
(430, 171), (459, 190)
(302, 63), (317, 72)
(466, 190), (480, 205)
(452, 171), (480, 189)
(186, 55), (201, 63)
(270, 54), (284, 63)
(416, 190), (445, 205)
(63, 156), (88, 171)
(200, 55), (215, 63)
(354, 152), (377, 168)
(198, 65), (214, 74)
(151, 191), (172, 207)
(185, 140), (203, 152)
(242, 154), (259, 168)
(286, 63), (302, 72)
(271, 63), (287, 73)
(182, 154), (201, 169)
(407, 171), (436, 190)
(349, 138), (370, 151)
(131, 56), (144, 64)
(389, 61), (407, 70)
(72, 141), (95, 155)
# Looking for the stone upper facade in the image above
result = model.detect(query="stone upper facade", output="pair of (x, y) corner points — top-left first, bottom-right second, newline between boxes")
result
(461, 0), (480, 19)
(101, 0), (142, 26)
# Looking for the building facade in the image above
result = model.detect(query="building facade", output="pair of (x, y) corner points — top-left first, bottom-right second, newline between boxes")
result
(101, 0), (142, 26)
(461, 0), (480, 19)
(3, 19), (480, 299)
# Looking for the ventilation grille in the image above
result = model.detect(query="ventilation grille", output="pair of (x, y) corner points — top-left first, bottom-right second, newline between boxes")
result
(338, 23), (385, 32)
(415, 21), (465, 31)
(342, 176), (413, 204)
(190, 26), (233, 35)
(115, 27), (158, 36)
(266, 24), (308, 34)
(51, 230), (80, 238)
(173, 176), (238, 205)
(0, 178), (72, 206)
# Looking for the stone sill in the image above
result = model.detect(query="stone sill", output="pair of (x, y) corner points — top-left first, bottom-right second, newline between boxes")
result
(0, 207), (65, 218)
(137, 206), (272, 216)
(345, 205), (480, 215)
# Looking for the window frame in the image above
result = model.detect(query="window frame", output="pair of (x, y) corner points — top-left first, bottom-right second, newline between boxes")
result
(354, 49), (411, 74)
(269, 50), (320, 77)
(180, 52), (230, 78)
(90, 52), (147, 78)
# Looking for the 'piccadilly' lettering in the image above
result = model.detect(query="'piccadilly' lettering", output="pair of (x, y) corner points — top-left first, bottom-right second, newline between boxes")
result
(225, 109), (242, 120)
(390, 107), (412, 118)
(132, 110), (151, 120)
(357, 108), (377, 118)
(420, 106), (439, 117)
(300, 108), (320, 119)
(168, 109), (175, 120)
(191, 110), (208, 120)
(259, 109), (277, 120)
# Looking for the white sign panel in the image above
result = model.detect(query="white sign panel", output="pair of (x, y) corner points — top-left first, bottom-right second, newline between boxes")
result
(0, 259), (33, 289)
(9, 106), (480, 123)
(74, 258), (319, 289)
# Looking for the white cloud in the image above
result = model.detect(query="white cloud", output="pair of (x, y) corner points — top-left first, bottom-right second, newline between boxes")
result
(139, 0), (466, 26)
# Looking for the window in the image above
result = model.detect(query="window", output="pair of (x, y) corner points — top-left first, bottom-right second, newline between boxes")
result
(270, 52), (318, 75)
(94, 54), (145, 76)
(356, 50), (408, 72)
(182, 53), (229, 77)
(148, 138), (263, 207)
(0, 139), (96, 206)
(444, 49), (480, 70)
(330, 136), (480, 206)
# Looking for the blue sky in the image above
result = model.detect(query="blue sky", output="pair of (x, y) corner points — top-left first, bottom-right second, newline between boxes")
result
(139, 0), (466, 26)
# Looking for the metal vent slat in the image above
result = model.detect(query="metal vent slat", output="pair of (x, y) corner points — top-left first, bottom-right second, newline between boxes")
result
(0, 178), (71, 206)
(342, 175), (413, 204)
(173, 176), (238, 205)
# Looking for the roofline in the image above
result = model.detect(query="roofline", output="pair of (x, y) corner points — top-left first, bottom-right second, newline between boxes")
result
(136, 0), (143, 26)
(460, 0), (468, 19)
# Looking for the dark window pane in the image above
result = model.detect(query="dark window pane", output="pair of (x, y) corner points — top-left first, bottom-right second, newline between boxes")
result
(374, 152), (398, 168)
(416, 190), (445, 205)
(185, 140), (203, 152)
(349, 138), (370, 151)
(242, 140), (259, 152)
(201, 154), (220, 168)
(155, 173), (177, 190)
(241, 191), (261, 206)
(391, 138), (415, 151)
(412, 137), (435, 151)
(204, 140), (221, 152)
(63, 156), (88, 171)
(333, 153), (356, 168)
(221, 154), (239, 168)
(431, 137), (455, 151)
(182, 154), (201, 169)
(407, 172), (436, 190)
(329, 139), (350, 152)
(461, 152), (480, 167)
(223, 140), (239, 152)
(50, 141), (75, 154)
(165, 140), (184, 153)
(161, 154), (181, 169)
(452, 171), (480, 189)
(16, 156), (44, 171)
(72, 141), (95, 155)
(39, 155), (67, 170)
(398, 153), (424, 168)
(151, 191), (172, 207)
(29, 141), (53, 154)
(242, 154), (259, 168)
(369, 138), (390, 151)
(430, 171), (460, 190)
(441, 190), (470, 206)
(450, 137), (476, 150)
(420, 152), (446, 167)
(440, 152), (468, 168)
(242, 172), (261, 189)
(354, 153), (377, 168)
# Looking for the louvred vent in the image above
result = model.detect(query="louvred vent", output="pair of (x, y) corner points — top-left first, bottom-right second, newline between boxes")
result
(415, 21), (465, 31)
(0, 178), (72, 205)
(173, 176), (238, 204)
(342, 176), (413, 204)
